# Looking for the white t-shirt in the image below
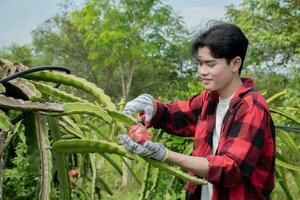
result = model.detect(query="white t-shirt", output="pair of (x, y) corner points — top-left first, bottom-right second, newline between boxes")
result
(201, 94), (233, 200)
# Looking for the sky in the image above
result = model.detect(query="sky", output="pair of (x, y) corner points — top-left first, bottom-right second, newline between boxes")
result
(0, 0), (243, 48)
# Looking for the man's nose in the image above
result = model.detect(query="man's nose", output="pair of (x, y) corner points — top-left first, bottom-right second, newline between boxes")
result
(198, 65), (208, 76)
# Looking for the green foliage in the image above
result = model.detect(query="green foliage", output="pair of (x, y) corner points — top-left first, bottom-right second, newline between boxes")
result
(3, 142), (38, 199)
(29, 0), (191, 101)
(0, 110), (13, 132)
(0, 44), (33, 66)
(267, 87), (300, 199)
(226, 0), (300, 75)
(0, 83), (5, 93)
(69, 0), (189, 100)
(32, 15), (92, 76)
(250, 72), (288, 99)
(173, 79), (204, 100)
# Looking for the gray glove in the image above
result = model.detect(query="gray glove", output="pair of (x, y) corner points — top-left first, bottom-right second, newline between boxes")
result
(117, 134), (167, 161)
(124, 94), (155, 123)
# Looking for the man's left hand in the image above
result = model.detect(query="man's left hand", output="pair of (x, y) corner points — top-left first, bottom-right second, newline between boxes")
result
(117, 134), (168, 161)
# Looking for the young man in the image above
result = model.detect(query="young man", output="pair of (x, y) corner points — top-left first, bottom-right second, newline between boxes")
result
(118, 23), (276, 200)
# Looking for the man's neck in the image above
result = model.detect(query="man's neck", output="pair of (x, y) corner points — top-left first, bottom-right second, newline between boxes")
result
(218, 77), (242, 100)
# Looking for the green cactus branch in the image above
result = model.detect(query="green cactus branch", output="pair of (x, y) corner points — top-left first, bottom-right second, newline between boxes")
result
(33, 81), (87, 103)
(50, 102), (113, 125)
(52, 139), (133, 159)
(6, 78), (42, 101)
(0, 95), (64, 112)
(270, 108), (300, 125)
(35, 113), (52, 200)
(48, 117), (71, 200)
(266, 89), (287, 104)
(22, 71), (115, 109)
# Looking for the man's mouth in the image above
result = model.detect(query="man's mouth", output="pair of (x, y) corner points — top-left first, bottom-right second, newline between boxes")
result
(202, 78), (212, 84)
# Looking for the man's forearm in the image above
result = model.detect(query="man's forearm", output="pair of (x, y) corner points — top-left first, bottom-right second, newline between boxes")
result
(166, 150), (209, 177)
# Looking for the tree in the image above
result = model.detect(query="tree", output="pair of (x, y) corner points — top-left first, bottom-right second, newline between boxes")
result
(32, 15), (97, 84)
(70, 0), (189, 101)
(226, 0), (300, 76)
(0, 44), (33, 66)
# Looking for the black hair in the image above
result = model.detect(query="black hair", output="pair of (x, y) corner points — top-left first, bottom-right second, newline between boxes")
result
(191, 22), (248, 74)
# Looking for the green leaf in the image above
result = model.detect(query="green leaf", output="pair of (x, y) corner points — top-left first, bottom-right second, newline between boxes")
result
(101, 153), (123, 176)
(266, 89), (287, 104)
(0, 110), (12, 131)
(104, 109), (137, 125)
(0, 83), (6, 93)
(275, 168), (295, 200)
(57, 102), (113, 124)
(120, 156), (141, 185)
(96, 175), (113, 196)
(139, 163), (150, 200)
(270, 108), (300, 125)
(33, 81), (86, 103)
(276, 158), (300, 172)
(277, 129), (298, 154)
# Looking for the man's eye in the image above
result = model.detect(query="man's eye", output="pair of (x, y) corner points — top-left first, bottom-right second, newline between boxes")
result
(207, 63), (215, 67)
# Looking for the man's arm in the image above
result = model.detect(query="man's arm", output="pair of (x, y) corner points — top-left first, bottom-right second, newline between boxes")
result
(167, 150), (209, 177)
(149, 93), (206, 137)
(124, 93), (206, 137)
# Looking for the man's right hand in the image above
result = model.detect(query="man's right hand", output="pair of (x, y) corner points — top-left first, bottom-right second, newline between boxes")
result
(124, 94), (156, 124)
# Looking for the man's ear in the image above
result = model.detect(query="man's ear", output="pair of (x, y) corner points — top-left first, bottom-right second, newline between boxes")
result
(230, 56), (242, 73)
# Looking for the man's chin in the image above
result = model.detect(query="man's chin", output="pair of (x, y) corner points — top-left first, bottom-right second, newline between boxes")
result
(204, 86), (214, 92)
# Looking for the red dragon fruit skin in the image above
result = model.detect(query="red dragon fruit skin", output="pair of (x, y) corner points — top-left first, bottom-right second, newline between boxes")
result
(128, 124), (152, 144)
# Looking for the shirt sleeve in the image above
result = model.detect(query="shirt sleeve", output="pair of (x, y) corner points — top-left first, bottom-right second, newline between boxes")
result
(149, 93), (205, 137)
(205, 104), (272, 187)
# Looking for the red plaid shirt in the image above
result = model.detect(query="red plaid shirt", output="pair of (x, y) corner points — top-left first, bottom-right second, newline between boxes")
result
(149, 78), (275, 200)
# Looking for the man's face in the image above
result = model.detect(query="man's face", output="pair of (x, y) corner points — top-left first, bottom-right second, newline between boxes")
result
(197, 47), (235, 93)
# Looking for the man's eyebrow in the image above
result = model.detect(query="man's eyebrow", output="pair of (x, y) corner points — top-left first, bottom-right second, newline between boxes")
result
(205, 60), (216, 63)
(196, 59), (216, 63)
